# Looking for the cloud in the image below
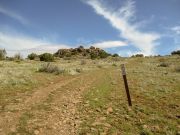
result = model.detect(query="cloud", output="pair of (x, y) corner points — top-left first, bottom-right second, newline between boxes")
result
(118, 50), (145, 57)
(21, 44), (71, 55)
(0, 5), (28, 25)
(89, 40), (127, 48)
(84, 0), (160, 55)
(0, 32), (71, 57)
(0, 32), (49, 50)
(171, 26), (180, 34)
(0, 30), (129, 57)
(7, 44), (71, 57)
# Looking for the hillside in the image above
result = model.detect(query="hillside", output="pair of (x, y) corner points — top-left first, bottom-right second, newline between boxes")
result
(0, 55), (179, 134)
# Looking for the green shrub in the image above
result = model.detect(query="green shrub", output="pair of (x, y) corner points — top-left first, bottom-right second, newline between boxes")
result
(0, 49), (7, 60)
(99, 51), (109, 58)
(90, 52), (98, 60)
(171, 50), (180, 55)
(39, 53), (54, 62)
(132, 54), (144, 57)
(112, 53), (119, 57)
(28, 53), (38, 60)
(38, 63), (65, 75)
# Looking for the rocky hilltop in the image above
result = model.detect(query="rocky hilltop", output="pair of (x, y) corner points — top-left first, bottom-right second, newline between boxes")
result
(54, 46), (110, 59)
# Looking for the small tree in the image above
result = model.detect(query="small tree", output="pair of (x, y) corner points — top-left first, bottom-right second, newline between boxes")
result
(0, 49), (7, 60)
(28, 53), (38, 60)
(171, 50), (180, 55)
(39, 53), (54, 62)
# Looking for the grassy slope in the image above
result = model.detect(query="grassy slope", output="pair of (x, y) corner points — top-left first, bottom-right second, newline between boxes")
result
(78, 56), (180, 135)
(0, 56), (179, 135)
(0, 60), (60, 112)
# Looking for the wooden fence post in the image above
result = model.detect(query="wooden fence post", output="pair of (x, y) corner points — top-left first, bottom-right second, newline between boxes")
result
(121, 64), (132, 106)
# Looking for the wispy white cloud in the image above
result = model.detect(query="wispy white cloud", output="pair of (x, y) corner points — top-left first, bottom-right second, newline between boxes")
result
(22, 44), (71, 55)
(89, 40), (127, 48)
(84, 0), (160, 55)
(7, 45), (71, 57)
(0, 30), (129, 57)
(0, 32), (48, 50)
(0, 5), (28, 25)
(0, 32), (71, 57)
(171, 26), (180, 34)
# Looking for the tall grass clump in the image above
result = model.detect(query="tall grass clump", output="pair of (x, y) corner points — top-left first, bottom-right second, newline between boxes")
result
(38, 63), (65, 75)
(80, 60), (86, 65)
(158, 62), (169, 67)
(174, 66), (180, 73)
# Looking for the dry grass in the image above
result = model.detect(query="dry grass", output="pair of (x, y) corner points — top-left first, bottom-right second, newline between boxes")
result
(0, 55), (179, 134)
(38, 63), (66, 75)
(78, 55), (180, 135)
(0, 61), (61, 112)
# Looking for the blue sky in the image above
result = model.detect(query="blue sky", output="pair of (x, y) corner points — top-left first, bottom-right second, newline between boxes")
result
(0, 0), (180, 56)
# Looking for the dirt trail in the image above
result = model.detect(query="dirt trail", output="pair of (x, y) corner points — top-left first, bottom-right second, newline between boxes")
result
(32, 72), (99, 135)
(0, 70), (103, 135)
(0, 75), (79, 134)
(24, 76), (79, 108)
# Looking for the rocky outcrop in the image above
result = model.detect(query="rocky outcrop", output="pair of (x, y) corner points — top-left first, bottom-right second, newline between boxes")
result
(54, 46), (110, 59)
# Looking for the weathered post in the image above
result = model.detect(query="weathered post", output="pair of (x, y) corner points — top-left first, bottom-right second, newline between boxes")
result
(121, 64), (132, 106)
